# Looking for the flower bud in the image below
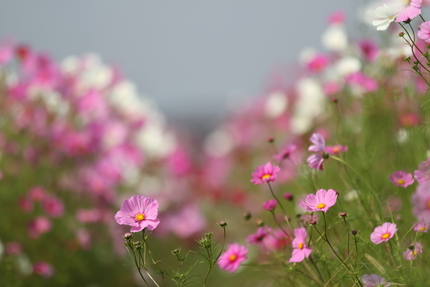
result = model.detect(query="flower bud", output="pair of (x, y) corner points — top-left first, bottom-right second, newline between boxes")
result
(255, 219), (264, 226)
(283, 192), (294, 201)
(243, 211), (252, 221)
(339, 212), (347, 218)
(123, 232), (132, 240)
(351, 230), (358, 235)
(219, 221), (227, 228)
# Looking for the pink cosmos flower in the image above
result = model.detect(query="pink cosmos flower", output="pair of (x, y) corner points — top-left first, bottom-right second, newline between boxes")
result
(28, 216), (52, 239)
(306, 54), (329, 73)
(361, 274), (390, 287)
(307, 134), (326, 170)
(370, 222), (398, 244)
(250, 162), (280, 185)
(33, 261), (54, 278)
(358, 39), (379, 62)
(289, 227), (312, 263)
(5, 242), (22, 255)
(414, 158), (430, 184)
(300, 189), (338, 213)
(403, 242), (423, 260)
(325, 145), (348, 155)
(246, 226), (272, 247)
(414, 221), (429, 232)
(114, 195), (160, 233)
(264, 229), (291, 251)
(217, 243), (248, 273)
(395, 0), (422, 22)
(411, 181), (430, 223)
(274, 144), (297, 162)
(389, 171), (414, 188)
(262, 199), (277, 211)
(42, 196), (64, 217)
(418, 21), (430, 43)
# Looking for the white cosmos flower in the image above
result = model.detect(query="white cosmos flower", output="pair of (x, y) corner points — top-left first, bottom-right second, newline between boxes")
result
(372, 3), (403, 31)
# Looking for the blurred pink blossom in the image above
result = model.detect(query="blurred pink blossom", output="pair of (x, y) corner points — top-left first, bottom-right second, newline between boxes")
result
(42, 196), (64, 217)
(414, 221), (429, 232)
(217, 243), (248, 273)
(414, 158), (430, 184)
(262, 199), (277, 211)
(28, 216), (52, 239)
(403, 242), (423, 260)
(33, 261), (54, 278)
(389, 171), (414, 188)
(5, 242), (22, 255)
(418, 21), (430, 43)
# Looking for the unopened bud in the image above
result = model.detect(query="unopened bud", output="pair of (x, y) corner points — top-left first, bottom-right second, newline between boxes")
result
(339, 212), (347, 218)
(351, 230), (358, 235)
(172, 248), (180, 255)
(123, 232), (132, 240)
(268, 137), (274, 143)
(219, 221), (227, 228)
(243, 211), (252, 221)
(255, 219), (264, 226)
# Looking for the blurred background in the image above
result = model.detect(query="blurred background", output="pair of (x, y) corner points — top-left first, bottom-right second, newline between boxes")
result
(0, 1), (361, 137)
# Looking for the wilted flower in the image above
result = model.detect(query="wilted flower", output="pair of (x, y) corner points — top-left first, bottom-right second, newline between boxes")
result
(289, 227), (312, 263)
(250, 162), (280, 185)
(370, 222), (398, 244)
(300, 189), (338, 213)
(217, 243), (248, 273)
(114, 195), (160, 232)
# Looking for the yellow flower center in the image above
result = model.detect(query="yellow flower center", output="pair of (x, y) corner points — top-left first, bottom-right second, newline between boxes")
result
(419, 227), (426, 231)
(135, 213), (145, 222)
(298, 243), (304, 250)
(261, 174), (271, 180)
(381, 233), (390, 239)
(397, 179), (405, 185)
(427, 199), (430, 210)
(333, 147), (340, 153)
(316, 203), (326, 209)
(404, 0), (410, 5)
(413, 250), (418, 256)
(229, 254), (237, 262)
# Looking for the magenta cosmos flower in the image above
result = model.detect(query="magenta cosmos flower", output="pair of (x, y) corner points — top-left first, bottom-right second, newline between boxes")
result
(217, 243), (248, 273)
(300, 189), (338, 213)
(411, 181), (430, 223)
(289, 227), (312, 263)
(370, 222), (398, 244)
(403, 242), (423, 260)
(115, 195), (160, 232)
(389, 171), (414, 188)
(250, 162), (280, 185)
(418, 21), (430, 43)
(262, 199), (277, 211)
(414, 158), (430, 184)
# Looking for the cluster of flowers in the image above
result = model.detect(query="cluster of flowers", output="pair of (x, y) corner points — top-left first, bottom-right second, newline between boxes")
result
(0, 41), (201, 286)
(118, 3), (430, 286)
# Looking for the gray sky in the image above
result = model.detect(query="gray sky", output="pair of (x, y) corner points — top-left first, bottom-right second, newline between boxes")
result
(0, 1), (361, 132)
